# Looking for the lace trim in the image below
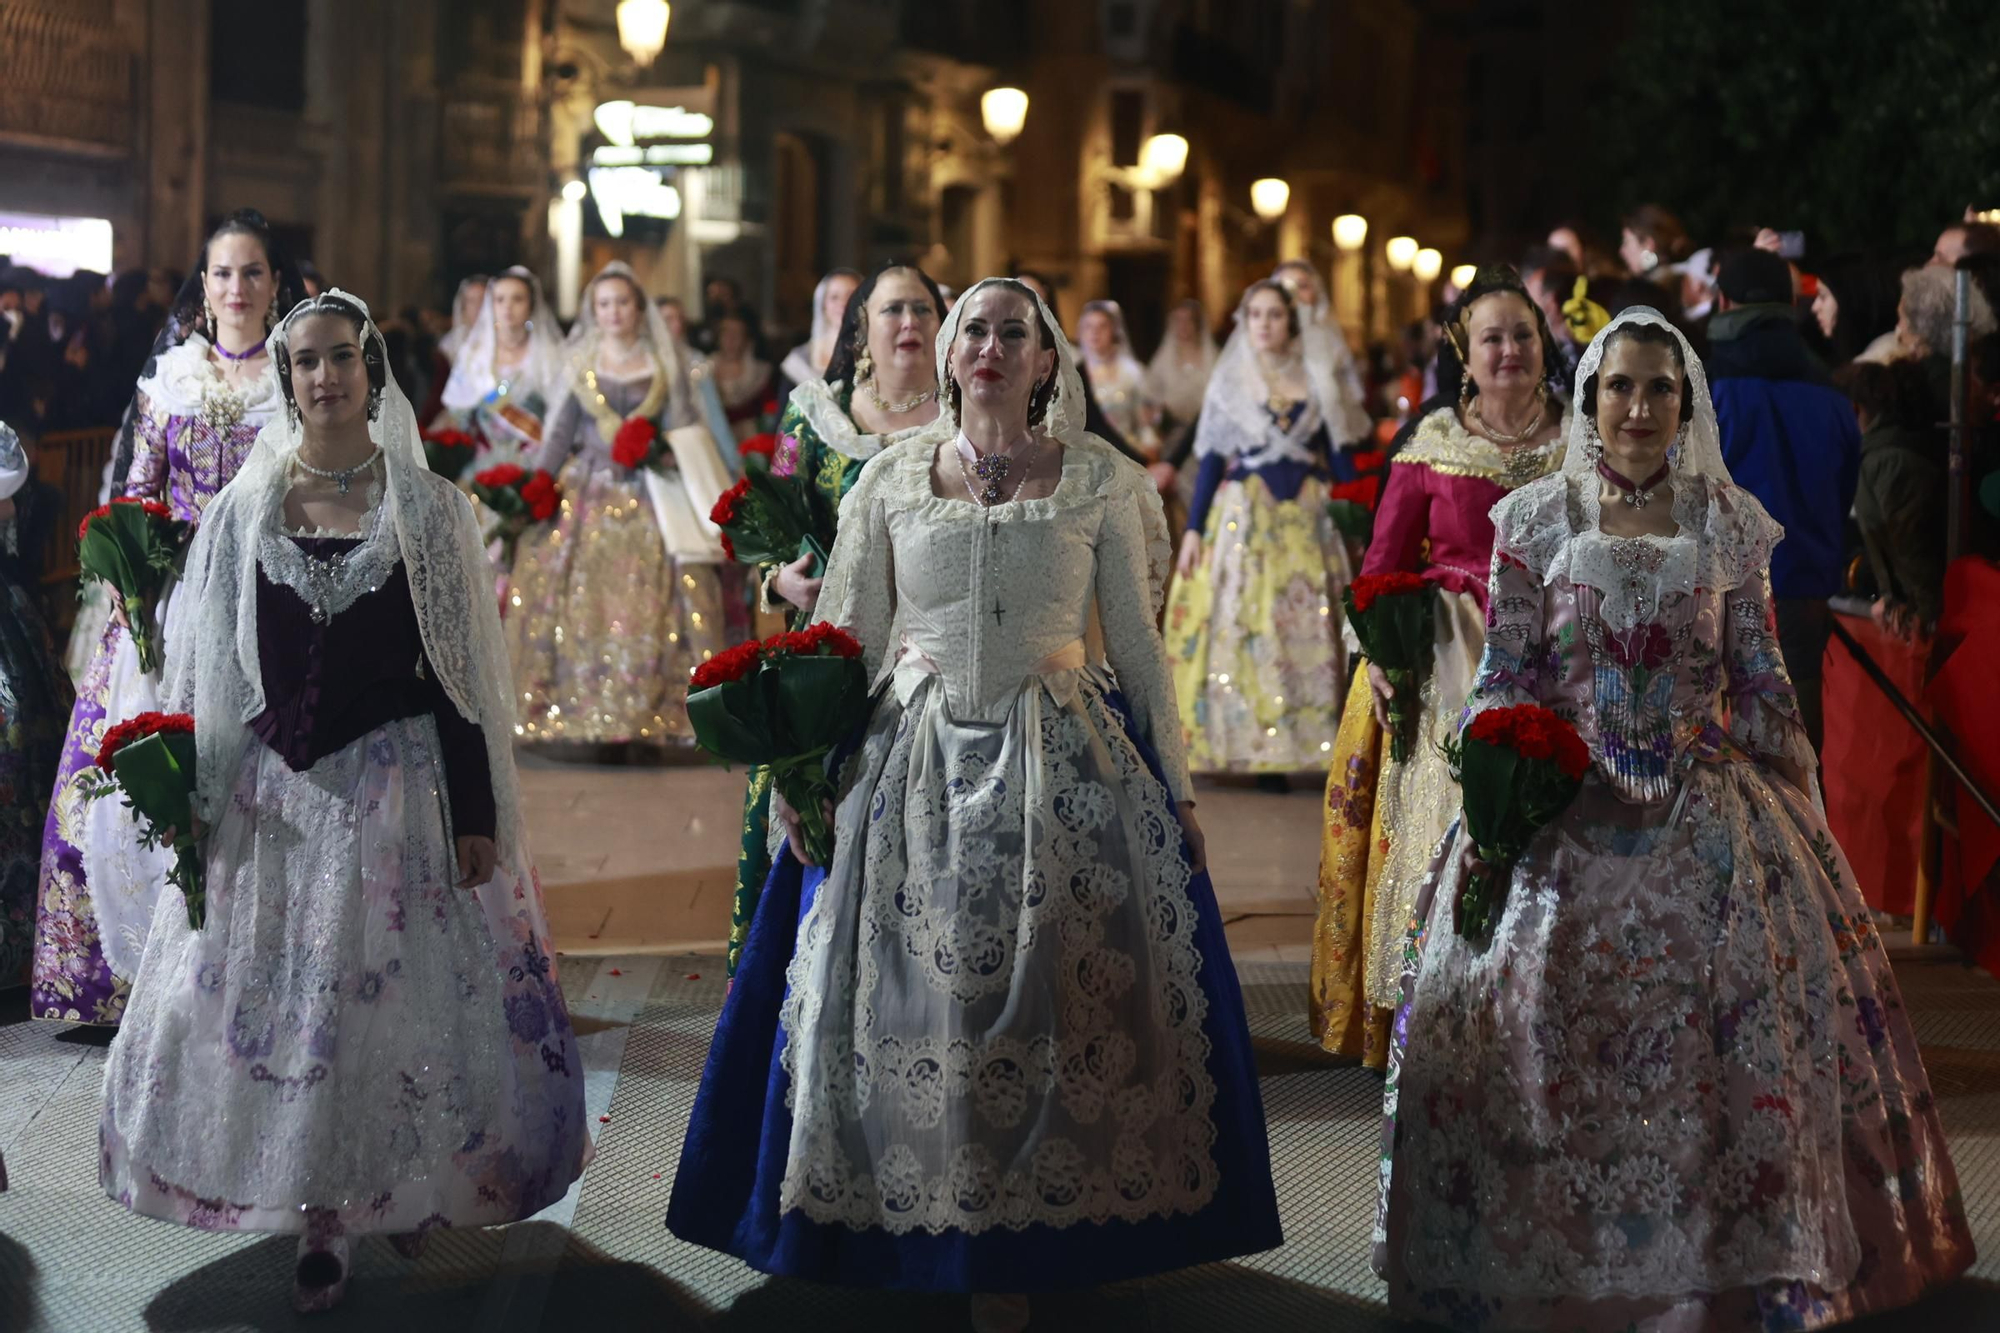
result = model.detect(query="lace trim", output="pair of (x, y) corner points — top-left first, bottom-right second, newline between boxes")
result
(260, 479), (400, 622)
(1395, 406), (1566, 486)
(144, 336), (283, 421)
(788, 378), (934, 462)
(1563, 529), (1698, 633)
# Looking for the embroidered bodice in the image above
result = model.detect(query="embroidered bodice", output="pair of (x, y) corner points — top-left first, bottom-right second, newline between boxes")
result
(814, 435), (1188, 798)
(1363, 406), (1565, 610)
(124, 337), (283, 522)
(1465, 471), (1812, 805)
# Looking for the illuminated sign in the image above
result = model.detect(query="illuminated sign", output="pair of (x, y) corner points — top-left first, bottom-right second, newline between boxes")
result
(593, 101), (714, 147)
(0, 212), (113, 277)
(588, 167), (682, 237)
(590, 143), (715, 168)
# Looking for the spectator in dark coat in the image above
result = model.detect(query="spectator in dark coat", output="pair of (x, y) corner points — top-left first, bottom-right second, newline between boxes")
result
(1708, 248), (1862, 755)
(1835, 360), (1945, 630)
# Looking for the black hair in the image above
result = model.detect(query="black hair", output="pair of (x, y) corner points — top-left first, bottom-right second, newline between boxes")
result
(1241, 279), (1302, 340)
(1810, 253), (1902, 367)
(188, 209), (302, 336)
(273, 292), (390, 423)
(1579, 321), (1696, 425)
(942, 278), (1063, 427)
(824, 259), (948, 390)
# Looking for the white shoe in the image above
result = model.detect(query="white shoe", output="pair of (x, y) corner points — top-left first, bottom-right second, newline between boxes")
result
(970, 1292), (1030, 1332)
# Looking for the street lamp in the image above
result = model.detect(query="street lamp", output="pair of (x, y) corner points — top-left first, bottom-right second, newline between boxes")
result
(1139, 133), (1188, 187)
(616, 0), (671, 67)
(1250, 177), (1290, 222)
(1413, 248), (1443, 283)
(1385, 235), (1418, 272)
(982, 88), (1029, 145)
(1332, 214), (1368, 251)
(561, 179), (588, 203)
(1450, 263), (1476, 289)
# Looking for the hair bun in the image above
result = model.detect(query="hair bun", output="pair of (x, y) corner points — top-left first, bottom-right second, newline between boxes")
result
(225, 207), (271, 230)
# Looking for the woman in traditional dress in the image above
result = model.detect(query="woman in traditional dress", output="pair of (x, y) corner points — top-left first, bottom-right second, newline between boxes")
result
(1164, 278), (1370, 781)
(1077, 299), (1150, 452)
(1141, 298), (1218, 535)
(0, 423), (70, 988)
(437, 275), (487, 364)
(104, 290), (587, 1312)
(33, 210), (300, 1025)
(1308, 268), (1568, 1068)
(710, 306), (778, 444)
(725, 260), (944, 977)
(429, 265), (566, 468)
(1374, 307), (1974, 1329)
(507, 261), (734, 750)
(775, 267), (862, 407)
(668, 278), (1281, 1329)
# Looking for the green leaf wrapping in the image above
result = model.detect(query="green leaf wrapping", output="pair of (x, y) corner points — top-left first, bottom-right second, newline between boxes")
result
(108, 731), (205, 929)
(1343, 582), (1436, 763)
(1449, 733), (1583, 939)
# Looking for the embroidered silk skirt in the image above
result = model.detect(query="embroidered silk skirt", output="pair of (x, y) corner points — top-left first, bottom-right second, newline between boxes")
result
(1164, 477), (1348, 774)
(667, 672), (1282, 1290)
(101, 717), (587, 1234)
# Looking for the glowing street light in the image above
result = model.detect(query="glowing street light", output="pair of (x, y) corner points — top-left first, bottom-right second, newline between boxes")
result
(1250, 178), (1291, 222)
(982, 88), (1029, 145)
(1331, 214), (1368, 251)
(616, 0), (671, 67)
(1450, 263), (1477, 289)
(1385, 235), (1418, 272)
(1413, 248), (1443, 282)
(561, 179), (587, 203)
(1139, 133), (1189, 186)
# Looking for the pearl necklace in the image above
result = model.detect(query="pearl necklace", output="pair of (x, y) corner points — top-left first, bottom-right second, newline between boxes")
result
(294, 446), (383, 495)
(866, 381), (937, 414)
(1468, 394), (1545, 445)
(956, 433), (1042, 506)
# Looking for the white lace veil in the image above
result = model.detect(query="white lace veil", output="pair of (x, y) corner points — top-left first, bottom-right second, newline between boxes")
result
(783, 268), (860, 384)
(1143, 301), (1218, 422)
(1564, 305), (1728, 485)
(923, 276), (1091, 448)
(549, 261), (691, 431)
(437, 275), (487, 361)
(1078, 300), (1144, 376)
(439, 266), (566, 412)
(1195, 282), (1372, 462)
(170, 290), (534, 873)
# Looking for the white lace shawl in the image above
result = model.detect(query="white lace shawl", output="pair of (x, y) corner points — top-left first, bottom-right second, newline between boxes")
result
(170, 293), (535, 876)
(1194, 290), (1372, 464)
(786, 377), (930, 462)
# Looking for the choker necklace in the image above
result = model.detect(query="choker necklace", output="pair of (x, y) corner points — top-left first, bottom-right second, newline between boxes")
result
(215, 338), (267, 363)
(868, 382), (936, 414)
(957, 434), (1042, 506)
(1597, 458), (1671, 509)
(295, 446), (383, 495)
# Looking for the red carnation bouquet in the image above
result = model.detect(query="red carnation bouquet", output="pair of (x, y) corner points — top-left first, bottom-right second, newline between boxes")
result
(77, 711), (205, 929)
(1342, 571), (1437, 762)
(422, 427), (482, 481)
(1326, 478), (1380, 544)
(78, 497), (189, 675)
(471, 463), (562, 561)
(610, 417), (672, 472)
(686, 622), (870, 866)
(1443, 703), (1589, 938)
(707, 451), (835, 571)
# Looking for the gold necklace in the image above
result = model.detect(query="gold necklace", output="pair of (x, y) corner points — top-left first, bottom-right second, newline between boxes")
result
(577, 346), (669, 442)
(1256, 354), (1304, 416)
(1469, 394), (1545, 445)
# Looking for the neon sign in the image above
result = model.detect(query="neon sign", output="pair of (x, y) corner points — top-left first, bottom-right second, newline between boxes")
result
(593, 101), (714, 147)
(588, 168), (682, 237)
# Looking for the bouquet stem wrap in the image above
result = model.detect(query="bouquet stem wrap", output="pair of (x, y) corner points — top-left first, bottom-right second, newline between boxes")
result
(686, 624), (869, 867)
(79, 712), (205, 929)
(1342, 572), (1437, 764)
(1444, 704), (1589, 938)
(77, 498), (188, 676)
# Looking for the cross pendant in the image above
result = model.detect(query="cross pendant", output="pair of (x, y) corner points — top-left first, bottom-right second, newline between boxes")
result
(992, 598), (1005, 628)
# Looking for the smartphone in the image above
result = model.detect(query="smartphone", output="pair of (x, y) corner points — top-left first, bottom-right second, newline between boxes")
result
(1775, 230), (1806, 260)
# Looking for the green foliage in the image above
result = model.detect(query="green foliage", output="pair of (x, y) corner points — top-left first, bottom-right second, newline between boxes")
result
(1593, 0), (2000, 251)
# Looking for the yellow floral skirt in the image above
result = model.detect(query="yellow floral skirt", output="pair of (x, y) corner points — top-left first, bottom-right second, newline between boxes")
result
(506, 454), (731, 745)
(1308, 587), (1485, 1067)
(1164, 477), (1348, 774)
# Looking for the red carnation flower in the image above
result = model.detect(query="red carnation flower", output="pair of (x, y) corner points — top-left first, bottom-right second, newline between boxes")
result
(719, 531), (736, 562)
(612, 418), (659, 470)
(473, 463), (526, 490)
(94, 710), (194, 773)
(520, 470), (561, 522)
(1348, 570), (1429, 614)
(690, 640), (763, 691)
(739, 433), (779, 460)
(710, 477), (752, 528)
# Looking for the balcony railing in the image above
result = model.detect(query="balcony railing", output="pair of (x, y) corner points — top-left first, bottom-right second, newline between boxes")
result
(0, 0), (134, 153)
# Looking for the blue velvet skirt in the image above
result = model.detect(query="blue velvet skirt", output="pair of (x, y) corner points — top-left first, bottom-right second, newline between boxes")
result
(666, 691), (1282, 1292)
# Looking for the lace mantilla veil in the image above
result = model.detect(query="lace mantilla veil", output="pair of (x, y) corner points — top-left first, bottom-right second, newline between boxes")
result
(438, 265), (567, 413)
(170, 291), (538, 880)
(1195, 286), (1373, 464)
